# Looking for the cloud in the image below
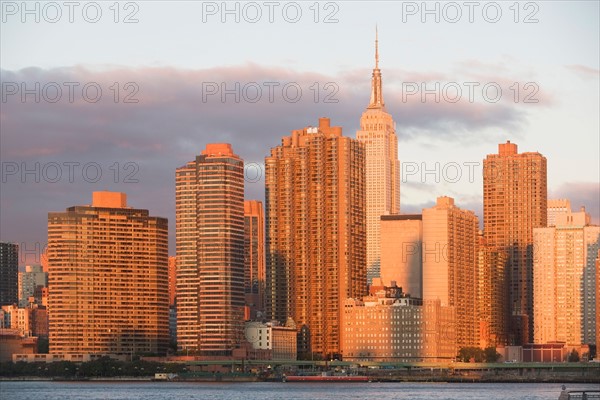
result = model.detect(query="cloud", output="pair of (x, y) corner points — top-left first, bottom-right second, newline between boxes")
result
(0, 64), (552, 255)
(550, 182), (600, 225)
(565, 64), (600, 80)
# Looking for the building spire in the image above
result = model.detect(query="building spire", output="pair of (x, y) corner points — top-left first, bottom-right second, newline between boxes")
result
(375, 25), (379, 69)
(368, 25), (385, 109)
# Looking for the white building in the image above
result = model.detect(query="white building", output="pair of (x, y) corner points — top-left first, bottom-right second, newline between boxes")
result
(244, 320), (297, 360)
(356, 31), (400, 284)
(534, 205), (599, 346)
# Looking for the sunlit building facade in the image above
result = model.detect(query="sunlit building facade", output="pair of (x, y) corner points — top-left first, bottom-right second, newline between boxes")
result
(356, 30), (400, 284)
(176, 144), (245, 356)
(380, 215), (422, 298)
(533, 206), (599, 347)
(596, 250), (600, 349)
(47, 191), (169, 355)
(244, 320), (297, 360)
(244, 200), (265, 318)
(483, 141), (547, 344)
(342, 281), (455, 362)
(265, 117), (366, 357)
(168, 256), (176, 307)
(422, 196), (479, 350)
(547, 199), (571, 227)
(477, 233), (507, 347)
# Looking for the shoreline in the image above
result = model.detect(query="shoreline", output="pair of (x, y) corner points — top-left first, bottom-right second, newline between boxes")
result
(1, 376), (598, 384)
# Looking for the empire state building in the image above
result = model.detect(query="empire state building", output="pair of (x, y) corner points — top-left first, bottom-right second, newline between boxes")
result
(356, 29), (400, 284)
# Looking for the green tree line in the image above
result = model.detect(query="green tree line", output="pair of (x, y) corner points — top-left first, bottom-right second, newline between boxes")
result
(0, 357), (187, 377)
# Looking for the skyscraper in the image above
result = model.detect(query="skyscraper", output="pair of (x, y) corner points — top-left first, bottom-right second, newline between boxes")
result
(533, 205), (599, 346)
(47, 191), (169, 355)
(483, 141), (547, 344)
(422, 196), (479, 350)
(356, 29), (400, 284)
(175, 158), (198, 352)
(18, 265), (47, 307)
(244, 200), (265, 318)
(596, 250), (600, 350)
(0, 242), (18, 306)
(176, 143), (245, 356)
(477, 233), (507, 347)
(168, 256), (176, 307)
(265, 117), (366, 357)
(380, 214), (423, 298)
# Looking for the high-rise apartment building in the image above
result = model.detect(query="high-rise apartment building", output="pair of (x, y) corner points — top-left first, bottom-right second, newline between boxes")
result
(176, 143), (245, 356)
(356, 30), (400, 284)
(265, 117), (366, 357)
(47, 192), (169, 355)
(477, 233), (507, 347)
(483, 141), (547, 344)
(175, 158), (198, 352)
(168, 256), (177, 346)
(0, 243), (19, 306)
(18, 265), (47, 307)
(422, 196), (479, 350)
(168, 256), (176, 307)
(244, 200), (265, 318)
(547, 199), (571, 227)
(596, 250), (600, 349)
(533, 205), (599, 346)
(380, 214), (422, 298)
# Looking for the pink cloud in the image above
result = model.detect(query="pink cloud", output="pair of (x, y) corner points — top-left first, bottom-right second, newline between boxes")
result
(566, 64), (600, 80)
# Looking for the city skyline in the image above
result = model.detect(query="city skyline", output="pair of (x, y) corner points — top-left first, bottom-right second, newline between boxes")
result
(2, 2), (599, 258)
(2, 4), (600, 395)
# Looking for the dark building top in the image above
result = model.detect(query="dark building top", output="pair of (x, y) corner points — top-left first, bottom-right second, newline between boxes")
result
(380, 214), (422, 221)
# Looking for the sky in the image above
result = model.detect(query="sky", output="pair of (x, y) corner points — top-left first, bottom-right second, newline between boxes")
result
(1, 0), (599, 261)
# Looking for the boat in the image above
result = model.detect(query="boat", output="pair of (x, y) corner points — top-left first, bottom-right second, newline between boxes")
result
(282, 373), (370, 382)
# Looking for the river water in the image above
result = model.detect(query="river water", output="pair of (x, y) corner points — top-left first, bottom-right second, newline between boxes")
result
(0, 381), (597, 399)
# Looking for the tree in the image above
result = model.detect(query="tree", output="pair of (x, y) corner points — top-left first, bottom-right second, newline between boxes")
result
(37, 337), (49, 353)
(567, 349), (580, 362)
(457, 347), (484, 363)
(483, 347), (501, 363)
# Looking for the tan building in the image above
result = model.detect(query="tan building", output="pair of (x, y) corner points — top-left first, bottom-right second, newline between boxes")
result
(380, 215), (422, 298)
(342, 281), (455, 362)
(533, 206), (599, 347)
(422, 196), (479, 350)
(265, 117), (366, 358)
(1, 304), (47, 338)
(483, 141), (547, 344)
(176, 144), (245, 356)
(168, 256), (176, 307)
(477, 233), (507, 347)
(244, 200), (265, 317)
(356, 30), (400, 284)
(47, 191), (169, 355)
(547, 199), (571, 227)
(244, 320), (297, 360)
(0, 329), (37, 362)
(175, 159), (198, 352)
